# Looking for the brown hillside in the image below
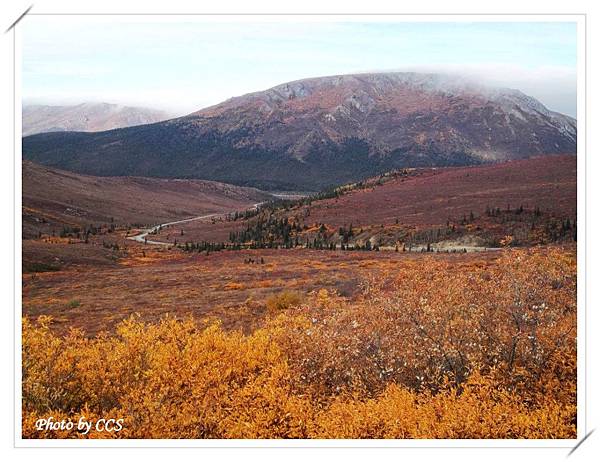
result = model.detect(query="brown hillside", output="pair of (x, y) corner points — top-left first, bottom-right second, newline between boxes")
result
(296, 154), (576, 228)
(22, 161), (272, 239)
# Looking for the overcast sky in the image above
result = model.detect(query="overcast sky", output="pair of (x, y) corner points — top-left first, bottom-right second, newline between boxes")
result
(22, 18), (577, 117)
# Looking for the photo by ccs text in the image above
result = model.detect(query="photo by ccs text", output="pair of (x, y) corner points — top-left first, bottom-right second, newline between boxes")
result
(35, 417), (124, 435)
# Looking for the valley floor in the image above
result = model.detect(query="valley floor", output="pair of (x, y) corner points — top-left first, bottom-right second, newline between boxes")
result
(23, 240), (503, 336)
(21, 240), (577, 439)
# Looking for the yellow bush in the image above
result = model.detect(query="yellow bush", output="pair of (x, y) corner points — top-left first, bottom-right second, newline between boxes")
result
(22, 247), (577, 439)
(265, 290), (302, 312)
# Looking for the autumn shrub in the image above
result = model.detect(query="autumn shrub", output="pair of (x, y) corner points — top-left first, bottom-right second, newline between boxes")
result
(23, 316), (309, 439)
(311, 369), (575, 439)
(22, 247), (576, 439)
(265, 290), (302, 313)
(275, 247), (576, 400)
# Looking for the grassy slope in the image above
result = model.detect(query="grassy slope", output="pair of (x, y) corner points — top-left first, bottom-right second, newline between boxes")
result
(22, 160), (272, 238)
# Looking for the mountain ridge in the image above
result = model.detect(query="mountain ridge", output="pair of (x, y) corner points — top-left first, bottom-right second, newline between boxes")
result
(23, 102), (173, 136)
(22, 72), (576, 191)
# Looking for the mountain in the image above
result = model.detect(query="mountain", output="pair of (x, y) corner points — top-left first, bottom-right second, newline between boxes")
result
(22, 73), (577, 191)
(23, 103), (172, 136)
(22, 160), (272, 239)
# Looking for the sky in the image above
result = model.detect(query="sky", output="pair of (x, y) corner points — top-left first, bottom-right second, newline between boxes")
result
(22, 18), (578, 117)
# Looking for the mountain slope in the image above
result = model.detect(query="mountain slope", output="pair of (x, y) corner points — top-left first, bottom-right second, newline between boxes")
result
(22, 73), (576, 190)
(22, 160), (272, 239)
(168, 155), (577, 249)
(23, 103), (172, 136)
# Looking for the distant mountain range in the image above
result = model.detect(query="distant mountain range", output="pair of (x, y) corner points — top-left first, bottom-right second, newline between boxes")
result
(23, 103), (172, 136)
(22, 73), (577, 191)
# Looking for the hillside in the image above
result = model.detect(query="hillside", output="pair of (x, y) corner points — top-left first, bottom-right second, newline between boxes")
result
(22, 73), (576, 191)
(166, 155), (577, 249)
(286, 155), (577, 228)
(22, 161), (272, 239)
(23, 103), (172, 136)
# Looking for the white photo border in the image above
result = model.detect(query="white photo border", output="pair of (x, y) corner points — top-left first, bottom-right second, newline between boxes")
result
(12, 12), (587, 449)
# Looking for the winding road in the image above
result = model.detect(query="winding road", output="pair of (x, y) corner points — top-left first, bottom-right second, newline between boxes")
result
(127, 202), (265, 246)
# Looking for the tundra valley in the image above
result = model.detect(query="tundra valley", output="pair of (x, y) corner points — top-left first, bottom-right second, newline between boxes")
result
(21, 73), (577, 439)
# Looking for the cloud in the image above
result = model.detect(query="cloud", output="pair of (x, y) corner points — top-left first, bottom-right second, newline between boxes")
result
(21, 19), (577, 118)
(358, 63), (577, 117)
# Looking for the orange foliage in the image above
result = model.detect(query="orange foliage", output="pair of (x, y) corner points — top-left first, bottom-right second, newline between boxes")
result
(265, 290), (303, 313)
(22, 247), (576, 439)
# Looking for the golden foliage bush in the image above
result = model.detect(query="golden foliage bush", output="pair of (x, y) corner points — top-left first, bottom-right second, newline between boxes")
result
(265, 290), (302, 313)
(22, 247), (576, 439)
(275, 247), (576, 400)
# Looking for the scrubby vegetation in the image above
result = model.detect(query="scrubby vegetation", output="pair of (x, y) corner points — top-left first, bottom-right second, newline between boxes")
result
(22, 247), (576, 439)
(265, 291), (303, 313)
